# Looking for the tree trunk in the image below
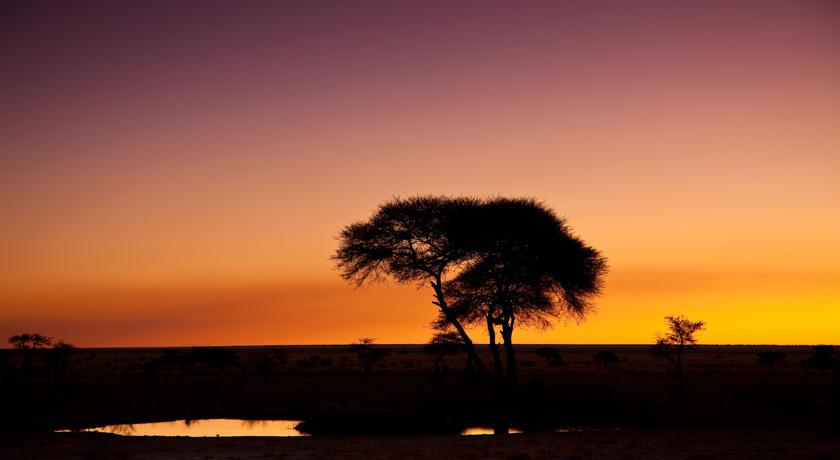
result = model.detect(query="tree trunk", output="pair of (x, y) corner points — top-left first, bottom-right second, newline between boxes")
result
(431, 278), (490, 382)
(498, 319), (516, 436)
(486, 315), (509, 435)
(502, 319), (517, 394)
(486, 315), (504, 389)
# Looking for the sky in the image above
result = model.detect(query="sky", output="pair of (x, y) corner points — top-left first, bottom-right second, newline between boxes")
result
(1, 0), (838, 346)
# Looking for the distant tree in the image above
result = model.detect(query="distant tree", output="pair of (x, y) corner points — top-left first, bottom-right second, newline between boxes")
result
(8, 333), (53, 350)
(351, 338), (389, 379)
(8, 332), (54, 381)
(652, 315), (705, 385)
(756, 351), (786, 369)
(535, 347), (566, 367)
(424, 330), (471, 380)
(44, 341), (77, 378)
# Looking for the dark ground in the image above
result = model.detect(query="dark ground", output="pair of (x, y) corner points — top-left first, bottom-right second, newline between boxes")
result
(1, 344), (837, 459)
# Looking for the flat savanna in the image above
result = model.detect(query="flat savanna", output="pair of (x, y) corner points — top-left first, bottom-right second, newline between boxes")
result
(2, 345), (837, 459)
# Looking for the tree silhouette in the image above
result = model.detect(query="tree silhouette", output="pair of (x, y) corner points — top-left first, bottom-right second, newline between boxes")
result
(8, 332), (54, 381)
(351, 338), (389, 379)
(8, 333), (53, 350)
(334, 196), (491, 379)
(653, 315), (705, 385)
(44, 341), (76, 379)
(535, 347), (566, 367)
(335, 196), (607, 434)
(424, 330), (472, 380)
(433, 197), (607, 433)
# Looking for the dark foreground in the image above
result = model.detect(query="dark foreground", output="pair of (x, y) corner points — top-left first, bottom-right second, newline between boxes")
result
(3, 427), (838, 460)
(1, 344), (837, 458)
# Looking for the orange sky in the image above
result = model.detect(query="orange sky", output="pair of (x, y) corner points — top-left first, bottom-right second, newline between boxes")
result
(1, 1), (838, 346)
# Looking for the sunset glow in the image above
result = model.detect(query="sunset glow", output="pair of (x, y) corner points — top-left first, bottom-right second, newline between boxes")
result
(1, 1), (838, 346)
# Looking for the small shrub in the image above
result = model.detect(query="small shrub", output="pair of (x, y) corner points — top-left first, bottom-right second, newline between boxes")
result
(535, 347), (565, 367)
(351, 338), (389, 379)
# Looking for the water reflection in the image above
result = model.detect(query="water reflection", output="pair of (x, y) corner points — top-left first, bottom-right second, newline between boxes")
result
(460, 426), (524, 435)
(59, 419), (307, 437)
(58, 419), (609, 437)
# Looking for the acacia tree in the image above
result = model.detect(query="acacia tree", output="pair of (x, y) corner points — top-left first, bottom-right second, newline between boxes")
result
(334, 196), (607, 434)
(653, 315), (705, 385)
(351, 338), (389, 379)
(8, 332), (54, 381)
(435, 198), (607, 433)
(334, 196), (490, 379)
(8, 333), (53, 350)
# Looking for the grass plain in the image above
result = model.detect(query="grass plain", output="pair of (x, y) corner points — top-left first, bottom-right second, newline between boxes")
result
(1, 344), (837, 459)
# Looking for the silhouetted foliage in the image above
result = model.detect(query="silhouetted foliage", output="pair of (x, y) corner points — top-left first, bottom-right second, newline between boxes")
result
(756, 351), (787, 368)
(652, 315), (705, 385)
(804, 345), (838, 369)
(8, 332), (53, 350)
(593, 350), (620, 365)
(44, 341), (77, 378)
(351, 338), (389, 379)
(535, 347), (566, 367)
(424, 331), (471, 380)
(435, 198), (607, 433)
(649, 341), (672, 361)
(335, 196), (607, 434)
(334, 196), (491, 379)
(8, 332), (58, 381)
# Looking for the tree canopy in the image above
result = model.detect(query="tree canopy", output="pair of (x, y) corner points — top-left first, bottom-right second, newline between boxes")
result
(334, 195), (607, 434)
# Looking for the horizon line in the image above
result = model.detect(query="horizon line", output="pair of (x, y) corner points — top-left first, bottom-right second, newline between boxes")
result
(6, 343), (835, 351)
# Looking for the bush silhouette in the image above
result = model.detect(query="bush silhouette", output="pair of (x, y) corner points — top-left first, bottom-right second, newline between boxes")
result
(652, 315), (705, 385)
(44, 341), (77, 378)
(351, 338), (389, 379)
(535, 347), (566, 367)
(424, 331), (472, 380)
